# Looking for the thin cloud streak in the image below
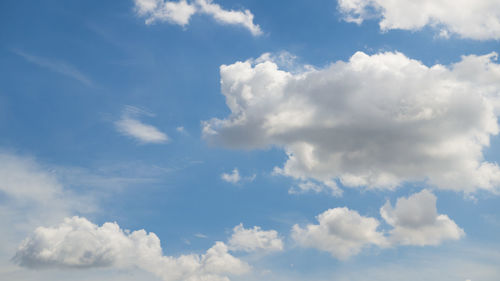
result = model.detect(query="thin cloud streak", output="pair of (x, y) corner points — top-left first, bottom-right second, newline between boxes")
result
(13, 49), (93, 86)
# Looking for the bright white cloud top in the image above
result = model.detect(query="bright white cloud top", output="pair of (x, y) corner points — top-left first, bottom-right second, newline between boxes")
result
(228, 224), (284, 253)
(338, 0), (500, 40)
(203, 51), (500, 193)
(134, 0), (262, 36)
(292, 190), (463, 259)
(14, 217), (250, 281)
(115, 106), (169, 144)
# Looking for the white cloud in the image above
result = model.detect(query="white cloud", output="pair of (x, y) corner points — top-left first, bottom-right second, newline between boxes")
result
(221, 168), (255, 184)
(292, 190), (463, 259)
(228, 224), (283, 253)
(203, 51), (500, 193)
(195, 0), (262, 36)
(134, 0), (196, 25)
(134, 0), (262, 35)
(380, 189), (465, 246)
(221, 168), (241, 184)
(115, 106), (169, 144)
(337, 0), (500, 40)
(176, 126), (188, 134)
(292, 207), (387, 260)
(13, 50), (92, 86)
(0, 152), (99, 281)
(287, 180), (342, 196)
(14, 216), (250, 281)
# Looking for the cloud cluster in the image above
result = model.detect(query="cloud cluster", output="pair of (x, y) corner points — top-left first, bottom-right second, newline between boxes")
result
(115, 106), (169, 144)
(14, 216), (250, 281)
(337, 0), (500, 40)
(134, 0), (262, 36)
(203, 51), (500, 193)
(292, 190), (464, 259)
(228, 224), (284, 253)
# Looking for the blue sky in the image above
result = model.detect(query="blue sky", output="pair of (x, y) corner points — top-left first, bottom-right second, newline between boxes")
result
(1, 0), (500, 280)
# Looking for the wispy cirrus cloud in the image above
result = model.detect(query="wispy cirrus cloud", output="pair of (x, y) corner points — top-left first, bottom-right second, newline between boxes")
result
(12, 49), (93, 86)
(115, 106), (169, 144)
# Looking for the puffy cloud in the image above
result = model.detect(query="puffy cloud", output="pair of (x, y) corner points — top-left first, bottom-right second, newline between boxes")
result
(221, 168), (241, 184)
(14, 217), (250, 281)
(115, 106), (169, 144)
(195, 0), (262, 36)
(292, 207), (387, 260)
(203, 51), (500, 193)
(380, 189), (465, 246)
(337, 0), (500, 40)
(134, 0), (262, 35)
(134, 0), (196, 25)
(292, 190), (464, 259)
(228, 224), (283, 253)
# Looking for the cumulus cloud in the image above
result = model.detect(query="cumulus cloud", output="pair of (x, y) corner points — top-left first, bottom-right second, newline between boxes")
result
(380, 189), (465, 246)
(292, 190), (463, 259)
(203, 51), (500, 193)
(292, 207), (387, 260)
(228, 224), (283, 253)
(337, 0), (500, 40)
(134, 0), (262, 35)
(14, 216), (250, 281)
(115, 106), (169, 144)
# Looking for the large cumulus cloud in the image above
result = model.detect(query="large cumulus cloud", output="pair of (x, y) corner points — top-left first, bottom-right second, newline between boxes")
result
(14, 217), (250, 281)
(203, 51), (500, 193)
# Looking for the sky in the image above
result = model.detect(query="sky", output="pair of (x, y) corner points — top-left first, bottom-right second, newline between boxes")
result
(1, 0), (500, 280)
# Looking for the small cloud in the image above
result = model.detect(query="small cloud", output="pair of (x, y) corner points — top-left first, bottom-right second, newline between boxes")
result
(194, 233), (208, 239)
(134, 0), (262, 36)
(221, 168), (241, 184)
(228, 223), (284, 253)
(288, 180), (342, 197)
(221, 168), (256, 185)
(176, 126), (188, 134)
(115, 106), (169, 144)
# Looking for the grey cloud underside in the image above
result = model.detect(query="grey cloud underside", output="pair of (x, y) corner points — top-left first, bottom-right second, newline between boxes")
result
(203, 51), (500, 193)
